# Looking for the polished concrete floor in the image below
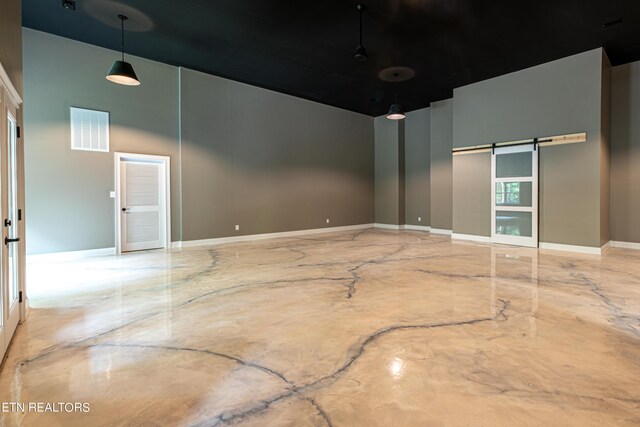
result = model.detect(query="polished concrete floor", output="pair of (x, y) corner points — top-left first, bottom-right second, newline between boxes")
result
(1, 229), (640, 426)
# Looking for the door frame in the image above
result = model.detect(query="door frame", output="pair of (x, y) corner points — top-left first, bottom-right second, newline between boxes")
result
(114, 152), (171, 255)
(490, 144), (539, 248)
(3, 108), (20, 348)
(0, 61), (24, 357)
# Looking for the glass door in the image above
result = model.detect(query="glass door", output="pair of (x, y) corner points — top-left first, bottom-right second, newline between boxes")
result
(491, 144), (538, 248)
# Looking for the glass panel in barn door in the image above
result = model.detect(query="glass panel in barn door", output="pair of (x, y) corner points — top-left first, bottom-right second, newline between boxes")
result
(491, 144), (538, 248)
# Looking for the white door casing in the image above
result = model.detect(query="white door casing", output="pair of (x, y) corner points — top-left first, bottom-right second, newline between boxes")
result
(0, 82), (21, 355)
(115, 153), (170, 253)
(491, 144), (539, 248)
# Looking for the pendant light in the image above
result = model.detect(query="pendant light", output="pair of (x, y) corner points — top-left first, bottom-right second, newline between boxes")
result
(106, 15), (140, 86)
(386, 72), (405, 120)
(354, 4), (368, 62)
(386, 103), (405, 120)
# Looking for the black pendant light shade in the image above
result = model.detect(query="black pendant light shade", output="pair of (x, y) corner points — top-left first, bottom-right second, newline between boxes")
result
(386, 71), (405, 120)
(106, 15), (140, 86)
(386, 103), (405, 120)
(354, 45), (368, 62)
(106, 60), (140, 86)
(354, 4), (368, 62)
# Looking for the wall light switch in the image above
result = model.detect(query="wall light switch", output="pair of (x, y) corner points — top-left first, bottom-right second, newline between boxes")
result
(235, 225), (240, 231)
(109, 191), (116, 198)
(326, 218), (330, 224)
(418, 216), (422, 222)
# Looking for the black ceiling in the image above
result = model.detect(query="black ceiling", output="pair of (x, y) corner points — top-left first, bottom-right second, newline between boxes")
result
(23, 0), (640, 116)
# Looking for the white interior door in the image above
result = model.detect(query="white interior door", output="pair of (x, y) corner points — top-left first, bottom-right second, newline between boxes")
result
(491, 144), (538, 248)
(1, 102), (20, 354)
(119, 159), (167, 252)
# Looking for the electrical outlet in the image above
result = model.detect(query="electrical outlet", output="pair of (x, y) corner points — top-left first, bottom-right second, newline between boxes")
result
(235, 225), (240, 231)
(418, 216), (422, 222)
(109, 191), (116, 199)
(326, 218), (330, 224)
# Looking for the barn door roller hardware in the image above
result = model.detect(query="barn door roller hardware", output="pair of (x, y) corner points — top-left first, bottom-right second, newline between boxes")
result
(452, 132), (586, 155)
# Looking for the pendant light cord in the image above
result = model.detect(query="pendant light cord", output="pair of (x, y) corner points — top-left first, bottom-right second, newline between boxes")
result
(359, 8), (363, 45)
(394, 73), (399, 102)
(118, 14), (128, 62)
(121, 16), (125, 61)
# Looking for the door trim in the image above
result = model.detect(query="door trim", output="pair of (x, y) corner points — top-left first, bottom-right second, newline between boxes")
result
(1, 79), (22, 355)
(1, 61), (27, 324)
(0, 62), (22, 108)
(115, 152), (171, 255)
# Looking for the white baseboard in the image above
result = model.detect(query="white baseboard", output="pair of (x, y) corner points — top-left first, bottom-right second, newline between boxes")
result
(539, 242), (602, 255)
(23, 297), (31, 321)
(402, 225), (430, 232)
(610, 240), (640, 250)
(451, 233), (492, 243)
(374, 223), (403, 230)
(430, 228), (452, 236)
(27, 247), (116, 262)
(374, 224), (430, 232)
(30, 225), (376, 257)
(176, 224), (375, 248)
(449, 238), (609, 255)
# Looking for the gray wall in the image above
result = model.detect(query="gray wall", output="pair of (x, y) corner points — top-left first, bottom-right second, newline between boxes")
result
(452, 152), (491, 236)
(376, 109), (432, 228)
(538, 142), (601, 247)
(24, 31), (374, 254)
(611, 60), (640, 244)
(600, 53), (611, 246)
(24, 27), (637, 251)
(452, 49), (606, 247)
(453, 49), (603, 150)
(404, 108), (430, 226)
(374, 116), (402, 225)
(179, 68), (374, 240)
(23, 29), (180, 254)
(0, 0), (23, 96)
(398, 120), (406, 224)
(429, 99), (453, 231)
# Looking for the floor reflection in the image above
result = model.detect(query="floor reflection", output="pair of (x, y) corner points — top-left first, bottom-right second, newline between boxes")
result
(0, 229), (638, 426)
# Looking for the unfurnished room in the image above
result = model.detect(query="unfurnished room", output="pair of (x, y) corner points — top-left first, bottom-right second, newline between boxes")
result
(0, 0), (639, 425)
